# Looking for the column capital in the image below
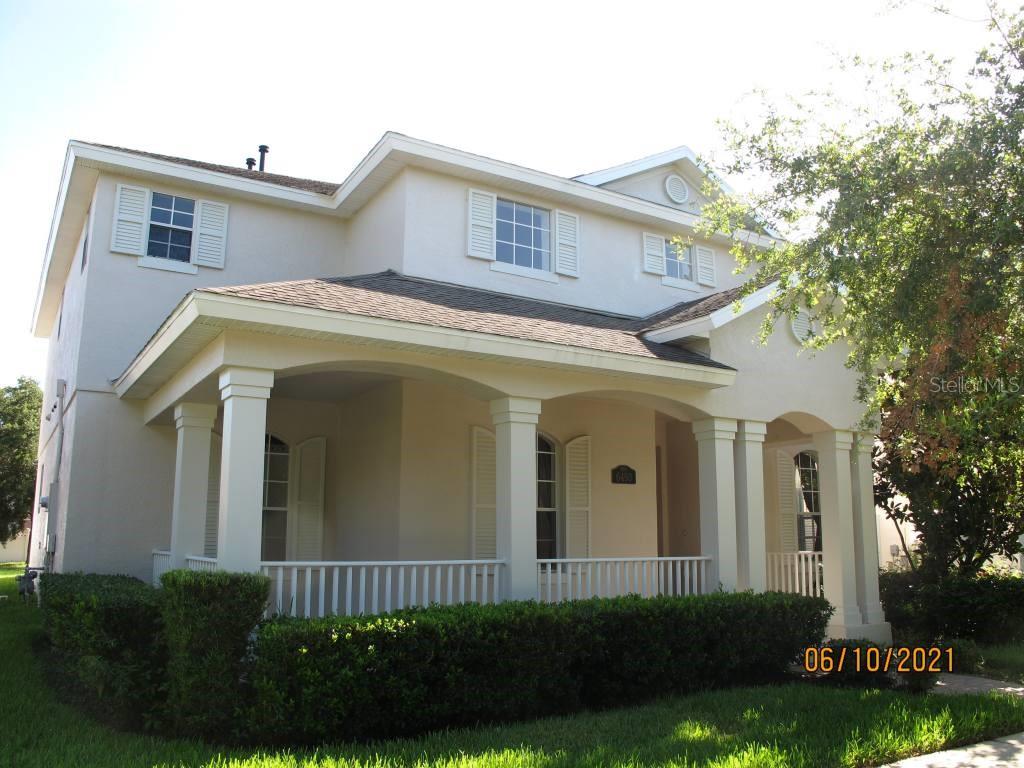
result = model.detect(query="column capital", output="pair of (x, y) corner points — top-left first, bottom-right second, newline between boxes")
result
(173, 402), (218, 430)
(692, 417), (738, 442)
(812, 428), (855, 452)
(489, 396), (542, 426)
(219, 367), (274, 401)
(736, 420), (768, 443)
(853, 432), (876, 456)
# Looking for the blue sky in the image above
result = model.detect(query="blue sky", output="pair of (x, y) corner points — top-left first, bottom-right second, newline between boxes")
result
(0, 0), (1002, 388)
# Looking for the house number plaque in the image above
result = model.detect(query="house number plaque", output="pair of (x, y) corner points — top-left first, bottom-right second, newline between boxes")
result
(611, 465), (637, 484)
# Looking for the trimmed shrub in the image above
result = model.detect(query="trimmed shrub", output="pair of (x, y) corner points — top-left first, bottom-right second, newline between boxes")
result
(38, 572), (165, 726)
(242, 591), (831, 745)
(814, 639), (892, 689)
(159, 569), (270, 741)
(880, 571), (1024, 643)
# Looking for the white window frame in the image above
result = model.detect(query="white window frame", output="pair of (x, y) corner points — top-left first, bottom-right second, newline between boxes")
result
(494, 197), (553, 274)
(261, 433), (290, 561)
(795, 451), (822, 553)
(536, 432), (562, 559)
(144, 191), (199, 272)
(662, 239), (698, 291)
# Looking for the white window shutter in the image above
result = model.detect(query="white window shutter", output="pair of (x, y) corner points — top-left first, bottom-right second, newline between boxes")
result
(467, 189), (496, 260)
(642, 232), (666, 275)
(553, 209), (580, 277)
(471, 426), (497, 558)
(204, 433), (222, 558)
(777, 451), (798, 553)
(193, 200), (229, 269)
(111, 183), (148, 256)
(292, 437), (326, 560)
(695, 246), (717, 286)
(565, 436), (591, 558)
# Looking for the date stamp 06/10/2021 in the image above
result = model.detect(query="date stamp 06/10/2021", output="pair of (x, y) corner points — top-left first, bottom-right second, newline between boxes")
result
(803, 646), (955, 674)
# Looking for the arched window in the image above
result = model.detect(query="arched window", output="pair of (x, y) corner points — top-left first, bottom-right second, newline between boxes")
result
(261, 434), (289, 561)
(537, 434), (558, 558)
(794, 451), (821, 552)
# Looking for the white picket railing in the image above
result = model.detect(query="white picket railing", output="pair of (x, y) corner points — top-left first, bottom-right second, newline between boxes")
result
(766, 552), (823, 597)
(536, 556), (712, 602)
(185, 555), (218, 572)
(151, 549), (172, 586)
(261, 560), (506, 618)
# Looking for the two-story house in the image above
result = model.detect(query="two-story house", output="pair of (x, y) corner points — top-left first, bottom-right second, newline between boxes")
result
(27, 133), (890, 641)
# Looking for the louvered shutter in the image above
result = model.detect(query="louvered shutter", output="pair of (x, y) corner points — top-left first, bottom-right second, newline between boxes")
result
(565, 436), (591, 557)
(292, 437), (326, 560)
(204, 433), (222, 558)
(471, 426), (497, 558)
(777, 451), (798, 553)
(553, 209), (580, 277)
(695, 246), (717, 286)
(642, 232), (666, 275)
(467, 189), (496, 260)
(193, 200), (229, 269)
(111, 184), (148, 256)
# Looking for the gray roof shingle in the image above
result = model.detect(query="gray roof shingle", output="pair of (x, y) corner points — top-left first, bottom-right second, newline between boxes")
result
(201, 271), (735, 370)
(84, 143), (341, 195)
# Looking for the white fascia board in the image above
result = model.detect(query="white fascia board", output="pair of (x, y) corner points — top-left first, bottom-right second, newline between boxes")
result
(31, 144), (76, 336)
(116, 291), (736, 398)
(643, 281), (780, 344)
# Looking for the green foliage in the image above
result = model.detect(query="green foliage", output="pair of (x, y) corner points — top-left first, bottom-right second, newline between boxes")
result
(880, 570), (1024, 644)
(159, 569), (270, 740)
(242, 592), (831, 745)
(38, 572), (165, 726)
(0, 377), (42, 545)
(816, 638), (892, 689)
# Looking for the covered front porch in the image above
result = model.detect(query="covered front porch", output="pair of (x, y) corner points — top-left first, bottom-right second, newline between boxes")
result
(147, 363), (885, 641)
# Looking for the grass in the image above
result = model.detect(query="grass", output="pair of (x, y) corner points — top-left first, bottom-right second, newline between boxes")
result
(4, 563), (1024, 768)
(978, 644), (1024, 685)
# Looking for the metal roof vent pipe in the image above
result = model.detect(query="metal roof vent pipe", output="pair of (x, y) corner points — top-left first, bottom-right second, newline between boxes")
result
(245, 157), (256, 170)
(258, 144), (269, 172)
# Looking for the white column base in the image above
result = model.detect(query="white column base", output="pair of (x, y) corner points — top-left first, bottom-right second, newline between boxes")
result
(828, 620), (892, 644)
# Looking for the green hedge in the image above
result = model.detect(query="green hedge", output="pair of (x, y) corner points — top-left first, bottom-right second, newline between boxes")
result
(880, 571), (1024, 643)
(242, 592), (831, 744)
(39, 572), (165, 727)
(160, 569), (270, 740)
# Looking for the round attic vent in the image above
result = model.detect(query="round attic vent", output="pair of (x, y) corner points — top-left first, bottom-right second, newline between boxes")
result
(664, 174), (689, 204)
(791, 309), (814, 342)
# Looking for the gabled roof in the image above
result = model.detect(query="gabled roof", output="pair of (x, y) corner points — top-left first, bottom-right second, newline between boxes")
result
(87, 143), (340, 194)
(201, 270), (733, 370)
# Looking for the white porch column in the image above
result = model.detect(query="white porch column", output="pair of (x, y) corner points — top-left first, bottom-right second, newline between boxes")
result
(852, 433), (890, 640)
(693, 417), (738, 591)
(813, 429), (863, 636)
(169, 403), (218, 568)
(490, 396), (541, 601)
(734, 420), (767, 591)
(217, 367), (274, 573)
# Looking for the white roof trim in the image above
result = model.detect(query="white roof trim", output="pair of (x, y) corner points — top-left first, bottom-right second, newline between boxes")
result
(114, 291), (736, 399)
(643, 281), (779, 343)
(573, 145), (739, 198)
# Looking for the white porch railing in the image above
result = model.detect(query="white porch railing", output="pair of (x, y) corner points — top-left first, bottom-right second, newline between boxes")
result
(536, 556), (712, 603)
(261, 560), (506, 618)
(151, 549), (172, 586)
(766, 552), (823, 597)
(185, 555), (218, 572)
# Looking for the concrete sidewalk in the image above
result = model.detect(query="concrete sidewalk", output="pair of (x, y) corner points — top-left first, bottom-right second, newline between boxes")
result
(881, 731), (1024, 767)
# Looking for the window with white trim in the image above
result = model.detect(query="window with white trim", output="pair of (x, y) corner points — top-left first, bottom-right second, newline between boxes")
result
(496, 198), (551, 272)
(665, 240), (693, 282)
(147, 192), (195, 263)
(795, 451), (822, 552)
(537, 434), (558, 558)
(261, 434), (289, 561)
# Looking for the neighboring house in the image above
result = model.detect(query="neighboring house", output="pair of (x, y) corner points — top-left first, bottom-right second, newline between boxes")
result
(27, 133), (890, 641)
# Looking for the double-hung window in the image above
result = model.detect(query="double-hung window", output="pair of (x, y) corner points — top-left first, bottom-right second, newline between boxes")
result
(665, 240), (693, 282)
(795, 451), (822, 552)
(147, 192), (195, 263)
(496, 199), (551, 271)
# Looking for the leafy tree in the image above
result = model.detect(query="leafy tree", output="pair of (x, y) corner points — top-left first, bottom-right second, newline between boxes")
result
(699, 6), (1024, 575)
(0, 377), (43, 545)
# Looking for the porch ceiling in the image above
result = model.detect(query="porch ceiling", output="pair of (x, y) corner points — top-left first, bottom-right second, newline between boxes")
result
(114, 272), (737, 401)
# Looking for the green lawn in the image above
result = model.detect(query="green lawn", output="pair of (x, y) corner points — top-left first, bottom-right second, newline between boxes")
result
(4, 563), (1024, 768)
(978, 644), (1024, 685)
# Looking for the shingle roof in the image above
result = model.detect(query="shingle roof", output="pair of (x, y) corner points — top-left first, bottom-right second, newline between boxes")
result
(84, 143), (341, 195)
(201, 271), (734, 370)
(639, 283), (752, 332)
